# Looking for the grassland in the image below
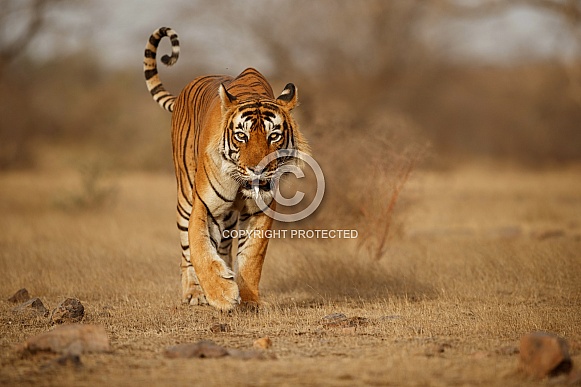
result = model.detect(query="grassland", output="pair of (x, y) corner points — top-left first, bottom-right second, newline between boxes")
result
(1, 163), (580, 386)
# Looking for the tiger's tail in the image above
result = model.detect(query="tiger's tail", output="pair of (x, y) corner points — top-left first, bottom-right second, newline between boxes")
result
(143, 27), (180, 112)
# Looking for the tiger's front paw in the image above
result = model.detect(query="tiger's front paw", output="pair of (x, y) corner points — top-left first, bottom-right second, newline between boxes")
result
(204, 277), (240, 311)
(202, 263), (240, 311)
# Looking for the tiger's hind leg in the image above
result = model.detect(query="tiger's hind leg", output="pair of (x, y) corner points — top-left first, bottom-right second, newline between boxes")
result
(180, 250), (208, 306)
(178, 205), (208, 306)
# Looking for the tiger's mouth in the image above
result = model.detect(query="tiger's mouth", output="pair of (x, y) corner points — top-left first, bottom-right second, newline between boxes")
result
(241, 178), (273, 192)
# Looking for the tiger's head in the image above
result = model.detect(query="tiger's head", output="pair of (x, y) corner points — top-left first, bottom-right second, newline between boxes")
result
(218, 83), (308, 199)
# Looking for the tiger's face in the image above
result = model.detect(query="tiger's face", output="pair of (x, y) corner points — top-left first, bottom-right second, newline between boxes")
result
(219, 84), (305, 199)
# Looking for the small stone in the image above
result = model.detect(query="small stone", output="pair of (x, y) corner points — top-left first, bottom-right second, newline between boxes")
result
(321, 313), (348, 328)
(496, 345), (519, 356)
(348, 317), (370, 327)
(425, 342), (451, 357)
(164, 341), (229, 359)
(56, 353), (82, 367)
(8, 288), (30, 303)
(13, 297), (49, 317)
(51, 298), (84, 324)
(321, 313), (369, 328)
(164, 341), (277, 360)
(519, 332), (572, 379)
(210, 323), (231, 333)
(532, 229), (566, 241)
(21, 324), (110, 355)
(253, 337), (272, 350)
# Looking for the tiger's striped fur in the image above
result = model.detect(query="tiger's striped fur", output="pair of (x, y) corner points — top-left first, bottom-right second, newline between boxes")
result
(144, 27), (308, 310)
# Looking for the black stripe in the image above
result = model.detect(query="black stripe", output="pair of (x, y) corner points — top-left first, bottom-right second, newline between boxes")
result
(177, 222), (188, 232)
(195, 189), (219, 226)
(159, 27), (170, 36)
(154, 90), (170, 100)
(181, 244), (189, 251)
(149, 35), (160, 46)
(181, 252), (192, 263)
(162, 98), (175, 112)
(238, 236), (249, 248)
(145, 69), (158, 81)
(219, 239), (233, 248)
(221, 233), (234, 241)
(144, 49), (156, 59)
(177, 203), (191, 220)
(209, 235), (218, 249)
(204, 164), (234, 202)
(238, 102), (261, 110)
(224, 211), (235, 222)
(240, 208), (265, 222)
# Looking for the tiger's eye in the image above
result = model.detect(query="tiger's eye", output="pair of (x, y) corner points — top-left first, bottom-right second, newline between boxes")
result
(269, 133), (282, 143)
(234, 132), (248, 142)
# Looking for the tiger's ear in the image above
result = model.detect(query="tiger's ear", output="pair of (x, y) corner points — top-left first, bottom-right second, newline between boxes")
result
(219, 84), (238, 111)
(276, 83), (298, 110)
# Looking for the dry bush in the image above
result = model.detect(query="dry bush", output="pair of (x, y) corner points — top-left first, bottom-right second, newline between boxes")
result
(52, 162), (118, 211)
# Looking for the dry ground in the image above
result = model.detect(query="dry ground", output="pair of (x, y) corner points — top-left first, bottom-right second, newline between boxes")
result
(1, 164), (580, 386)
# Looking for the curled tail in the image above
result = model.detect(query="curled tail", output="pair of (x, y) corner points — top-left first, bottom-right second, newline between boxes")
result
(144, 27), (180, 112)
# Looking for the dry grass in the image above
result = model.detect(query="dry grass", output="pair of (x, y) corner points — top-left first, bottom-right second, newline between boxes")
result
(1, 164), (580, 386)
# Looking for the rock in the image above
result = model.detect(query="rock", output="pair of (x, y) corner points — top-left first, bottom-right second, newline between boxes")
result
(425, 342), (451, 357)
(321, 313), (348, 327)
(253, 337), (272, 350)
(532, 229), (566, 241)
(21, 324), (110, 355)
(8, 288), (30, 303)
(164, 341), (229, 359)
(164, 340), (276, 360)
(55, 353), (82, 367)
(13, 297), (49, 317)
(51, 298), (84, 324)
(209, 323), (231, 333)
(496, 345), (519, 356)
(519, 332), (572, 379)
(321, 313), (369, 329)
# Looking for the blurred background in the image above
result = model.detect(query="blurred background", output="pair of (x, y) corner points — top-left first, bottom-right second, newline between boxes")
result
(1, 0), (580, 172)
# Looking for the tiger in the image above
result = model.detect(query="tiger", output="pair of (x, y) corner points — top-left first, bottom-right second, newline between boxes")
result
(143, 27), (308, 310)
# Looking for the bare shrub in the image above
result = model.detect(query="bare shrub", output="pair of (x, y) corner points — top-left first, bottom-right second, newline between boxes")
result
(53, 161), (118, 211)
(356, 142), (426, 261)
